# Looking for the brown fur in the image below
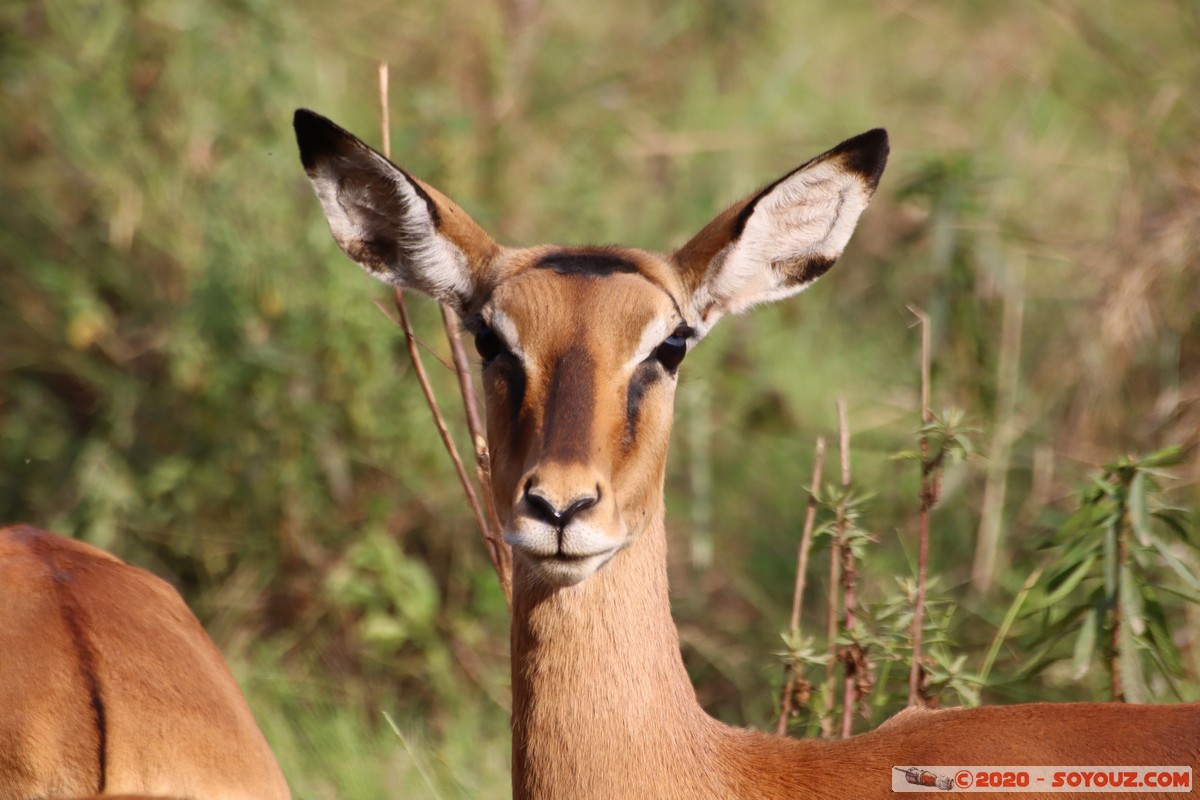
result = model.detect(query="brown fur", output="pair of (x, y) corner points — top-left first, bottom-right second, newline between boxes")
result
(293, 110), (1200, 799)
(0, 526), (290, 800)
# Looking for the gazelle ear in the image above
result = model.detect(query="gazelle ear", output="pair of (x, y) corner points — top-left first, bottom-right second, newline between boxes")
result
(672, 129), (888, 334)
(293, 109), (499, 312)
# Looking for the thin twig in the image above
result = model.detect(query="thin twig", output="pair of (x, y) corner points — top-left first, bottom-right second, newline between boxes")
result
(837, 400), (858, 739)
(378, 62), (390, 159)
(907, 305), (933, 707)
(822, 497), (842, 737)
(382, 711), (445, 800)
(371, 300), (455, 371)
(838, 401), (852, 489)
(441, 307), (485, 438)
(377, 62), (512, 608)
(776, 436), (827, 735)
(440, 305), (512, 605)
(392, 288), (503, 584)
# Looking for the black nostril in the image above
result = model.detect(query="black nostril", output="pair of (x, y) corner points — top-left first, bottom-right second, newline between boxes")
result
(523, 488), (599, 529)
(563, 494), (598, 520)
(524, 490), (562, 527)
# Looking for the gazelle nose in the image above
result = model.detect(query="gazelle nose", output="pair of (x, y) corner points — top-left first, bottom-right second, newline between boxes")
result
(523, 484), (600, 529)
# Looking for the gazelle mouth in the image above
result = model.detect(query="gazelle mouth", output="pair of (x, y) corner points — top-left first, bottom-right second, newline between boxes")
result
(503, 517), (627, 586)
(510, 544), (620, 587)
(549, 551), (597, 562)
(517, 547), (615, 564)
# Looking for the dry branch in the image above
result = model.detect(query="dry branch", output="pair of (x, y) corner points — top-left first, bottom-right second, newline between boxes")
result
(390, 289), (504, 584)
(377, 62), (512, 608)
(776, 437), (826, 735)
(822, 495), (841, 736)
(440, 305), (512, 599)
(907, 305), (934, 707)
(836, 400), (860, 739)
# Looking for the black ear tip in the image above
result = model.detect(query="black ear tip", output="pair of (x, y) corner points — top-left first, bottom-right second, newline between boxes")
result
(832, 128), (890, 190)
(293, 108), (350, 169)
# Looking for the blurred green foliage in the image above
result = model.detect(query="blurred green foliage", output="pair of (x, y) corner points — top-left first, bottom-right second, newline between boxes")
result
(2, 0), (1199, 796)
(1021, 447), (1198, 701)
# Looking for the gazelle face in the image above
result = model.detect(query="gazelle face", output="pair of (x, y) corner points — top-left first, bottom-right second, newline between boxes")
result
(473, 248), (689, 585)
(294, 109), (887, 587)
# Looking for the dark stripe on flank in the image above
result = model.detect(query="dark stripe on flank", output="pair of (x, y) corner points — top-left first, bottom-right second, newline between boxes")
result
(61, 603), (108, 793)
(26, 533), (108, 793)
(534, 250), (639, 277)
(541, 345), (595, 463)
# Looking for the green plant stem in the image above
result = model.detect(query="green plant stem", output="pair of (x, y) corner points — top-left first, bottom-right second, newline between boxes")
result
(1112, 503), (1129, 701)
(979, 562), (1044, 686)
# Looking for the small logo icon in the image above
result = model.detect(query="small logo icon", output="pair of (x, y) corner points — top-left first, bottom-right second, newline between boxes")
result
(894, 767), (954, 791)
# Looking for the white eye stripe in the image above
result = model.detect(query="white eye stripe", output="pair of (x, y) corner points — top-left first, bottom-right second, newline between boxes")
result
(622, 318), (672, 372)
(486, 309), (534, 374)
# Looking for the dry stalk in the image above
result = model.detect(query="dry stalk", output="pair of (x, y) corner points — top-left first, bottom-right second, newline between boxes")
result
(377, 62), (512, 607)
(440, 305), (512, 600)
(907, 305), (934, 707)
(821, 483), (842, 737)
(776, 436), (827, 735)
(390, 289), (504, 584)
(378, 62), (390, 159)
(836, 400), (860, 739)
(973, 253), (1026, 593)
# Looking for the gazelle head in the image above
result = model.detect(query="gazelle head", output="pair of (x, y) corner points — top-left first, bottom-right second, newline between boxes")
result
(295, 110), (887, 588)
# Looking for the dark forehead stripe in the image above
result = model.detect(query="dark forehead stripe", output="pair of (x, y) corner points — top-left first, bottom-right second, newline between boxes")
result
(534, 250), (639, 277)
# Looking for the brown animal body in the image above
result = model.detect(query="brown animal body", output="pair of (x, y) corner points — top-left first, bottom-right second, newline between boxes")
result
(0, 525), (290, 800)
(295, 109), (1200, 799)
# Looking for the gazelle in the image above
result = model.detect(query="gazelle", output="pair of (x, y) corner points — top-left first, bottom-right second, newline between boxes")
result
(295, 109), (1199, 799)
(0, 525), (290, 800)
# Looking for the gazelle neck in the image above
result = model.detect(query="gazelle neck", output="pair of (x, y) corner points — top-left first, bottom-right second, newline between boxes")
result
(510, 499), (728, 799)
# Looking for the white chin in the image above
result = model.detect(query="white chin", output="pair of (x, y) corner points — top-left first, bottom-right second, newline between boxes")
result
(522, 551), (616, 587)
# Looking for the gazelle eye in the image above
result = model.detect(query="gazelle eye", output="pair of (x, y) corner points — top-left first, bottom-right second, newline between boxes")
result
(474, 326), (507, 363)
(654, 326), (690, 372)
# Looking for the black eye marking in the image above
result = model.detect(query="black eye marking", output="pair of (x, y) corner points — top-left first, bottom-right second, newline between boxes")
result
(470, 318), (524, 432)
(654, 324), (693, 372)
(495, 355), (526, 438)
(473, 325), (509, 364)
(624, 361), (659, 448)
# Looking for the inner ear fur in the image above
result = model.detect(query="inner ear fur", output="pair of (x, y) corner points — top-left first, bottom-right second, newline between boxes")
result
(293, 108), (498, 311)
(672, 128), (889, 329)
